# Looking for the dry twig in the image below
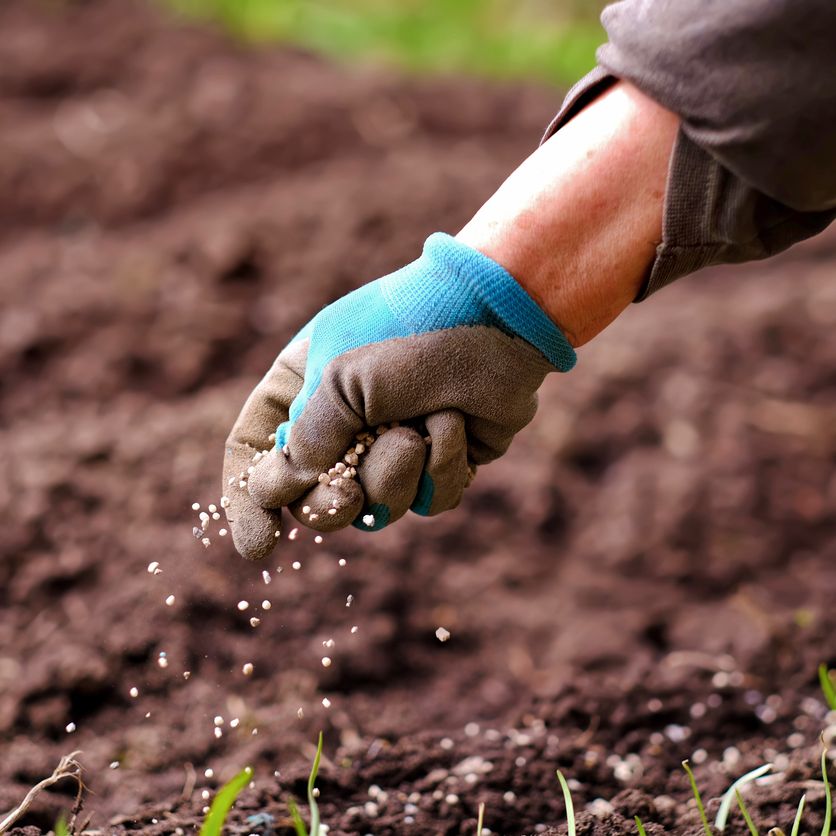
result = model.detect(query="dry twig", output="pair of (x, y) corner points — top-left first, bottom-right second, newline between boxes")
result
(0, 751), (84, 834)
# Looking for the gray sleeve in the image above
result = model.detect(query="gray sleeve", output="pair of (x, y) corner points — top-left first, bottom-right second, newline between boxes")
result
(543, 0), (836, 299)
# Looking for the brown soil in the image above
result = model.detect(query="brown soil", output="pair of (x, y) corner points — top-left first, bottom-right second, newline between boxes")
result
(1, 2), (834, 835)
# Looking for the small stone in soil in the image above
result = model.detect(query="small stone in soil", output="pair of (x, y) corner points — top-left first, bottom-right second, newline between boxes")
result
(288, 528), (299, 540)
(65, 722), (76, 733)
(129, 687), (139, 698)
(435, 627), (451, 642)
(147, 561), (161, 574)
(321, 656), (332, 667)
(250, 617), (261, 627)
(345, 594), (354, 607)
(237, 600), (249, 611)
(297, 707), (304, 719)
(262, 570), (271, 584)
(322, 698), (331, 708)
(314, 535), (323, 544)
(204, 768), (214, 778)
(262, 600), (271, 610)
(338, 558), (347, 567)
(362, 514), (375, 527)
(109, 761), (119, 769)
(219, 528), (228, 536)
(165, 594), (176, 607)
(192, 503), (200, 511)
(351, 625), (358, 633)
(292, 561), (301, 570)
(242, 662), (254, 676)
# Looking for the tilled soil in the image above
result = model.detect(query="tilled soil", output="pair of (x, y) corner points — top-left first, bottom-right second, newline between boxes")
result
(1, 2), (834, 835)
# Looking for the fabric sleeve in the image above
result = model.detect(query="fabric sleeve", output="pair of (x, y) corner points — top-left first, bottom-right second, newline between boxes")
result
(542, 0), (836, 299)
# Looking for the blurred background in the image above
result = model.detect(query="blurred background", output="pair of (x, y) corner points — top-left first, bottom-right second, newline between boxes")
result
(1, 1), (834, 834)
(166, 0), (605, 86)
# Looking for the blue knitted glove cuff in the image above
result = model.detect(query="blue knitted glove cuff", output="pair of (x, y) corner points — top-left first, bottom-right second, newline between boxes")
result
(384, 233), (577, 372)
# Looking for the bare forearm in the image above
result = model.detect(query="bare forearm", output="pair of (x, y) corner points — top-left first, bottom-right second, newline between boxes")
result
(457, 81), (679, 347)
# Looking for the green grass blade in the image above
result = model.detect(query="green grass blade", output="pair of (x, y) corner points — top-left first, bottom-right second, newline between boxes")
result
(287, 797), (308, 836)
(790, 794), (805, 836)
(200, 766), (253, 836)
(822, 748), (832, 836)
(556, 770), (576, 836)
(735, 789), (759, 836)
(715, 763), (773, 831)
(634, 815), (648, 835)
(307, 731), (324, 836)
(55, 816), (69, 836)
(476, 801), (485, 834)
(820, 664), (836, 711)
(682, 760), (713, 836)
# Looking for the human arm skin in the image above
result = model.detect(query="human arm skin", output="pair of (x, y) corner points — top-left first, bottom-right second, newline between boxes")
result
(457, 81), (680, 348)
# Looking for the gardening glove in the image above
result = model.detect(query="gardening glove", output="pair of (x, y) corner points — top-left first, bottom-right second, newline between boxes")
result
(224, 233), (576, 561)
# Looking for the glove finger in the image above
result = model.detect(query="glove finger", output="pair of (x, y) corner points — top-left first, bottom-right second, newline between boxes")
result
(247, 375), (364, 511)
(410, 409), (469, 516)
(223, 342), (307, 560)
(288, 475), (365, 532)
(353, 426), (427, 531)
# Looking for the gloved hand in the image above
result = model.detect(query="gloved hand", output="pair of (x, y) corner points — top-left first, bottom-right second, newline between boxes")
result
(222, 233), (576, 560)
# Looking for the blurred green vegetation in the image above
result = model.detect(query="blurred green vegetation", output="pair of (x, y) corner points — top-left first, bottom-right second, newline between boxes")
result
(164, 0), (605, 87)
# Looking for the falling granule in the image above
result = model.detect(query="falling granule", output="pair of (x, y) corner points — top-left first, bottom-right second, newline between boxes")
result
(297, 707), (304, 719)
(212, 512), (220, 521)
(435, 627), (451, 642)
(242, 662), (254, 676)
(129, 686), (139, 698)
(345, 595), (354, 607)
(204, 768), (214, 778)
(201, 537), (211, 548)
(158, 656), (169, 669)
(262, 600), (271, 610)
(65, 722), (76, 733)
(214, 715), (224, 726)
(312, 788), (321, 798)
(220, 496), (230, 508)
(183, 671), (191, 680)
(251, 728), (258, 736)
(292, 561), (302, 570)
(362, 514), (375, 527)
(323, 638), (335, 648)
(274, 530), (281, 538)
(208, 504), (217, 513)
(350, 625), (359, 634)
(145, 711), (151, 718)
(327, 508), (337, 516)
(250, 617), (261, 628)
(237, 600), (249, 611)
(202, 806), (210, 815)
(199, 512), (209, 522)
(262, 570), (271, 584)
(201, 789), (210, 801)
(302, 505), (311, 515)
(109, 761), (120, 770)
(322, 698), (331, 708)
(321, 657), (332, 668)
(165, 594), (176, 607)
(314, 535), (323, 544)
(338, 558), (347, 567)
(147, 561), (161, 574)
(288, 528), (299, 541)
(213, 727), (222, 739)
(219, 528), (228, 537)
(192, 527), (203, 540)
(230, 718), (240, 728)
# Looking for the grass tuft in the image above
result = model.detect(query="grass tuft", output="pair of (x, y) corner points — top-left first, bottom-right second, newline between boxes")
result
(556, 769), (576, 836)
(288, 731), (324, 836)
(682, 759), (713, 836)
(200, 766), (253, 836)
(790, 794), (805, 836)
(476, 801), (485, 835)
(735, 789), (759, 836)
(634, 814), (648, 835)
(55, 816), (69, 836)
(715, 763), (772, 832)
(819, 664), (836, 711)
